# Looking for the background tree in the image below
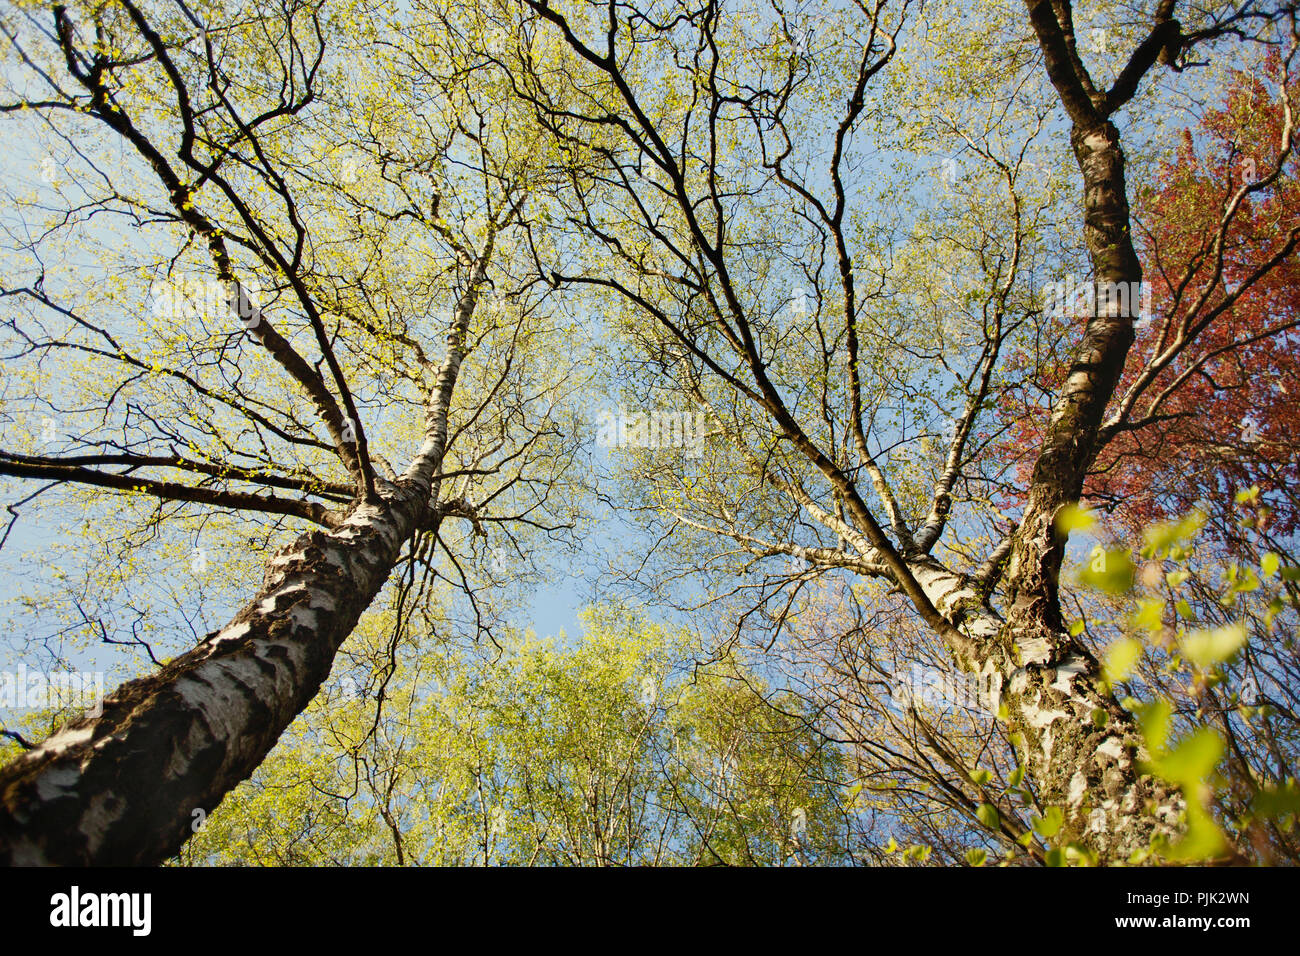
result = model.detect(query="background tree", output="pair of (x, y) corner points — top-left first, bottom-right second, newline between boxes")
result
(176, 605), (851, 866)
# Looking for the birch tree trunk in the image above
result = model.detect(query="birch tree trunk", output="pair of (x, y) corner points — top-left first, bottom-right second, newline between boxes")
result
(0, 490), (423, 864)
(910, 560), (1184, 861)
(975, 0), (1193, 858)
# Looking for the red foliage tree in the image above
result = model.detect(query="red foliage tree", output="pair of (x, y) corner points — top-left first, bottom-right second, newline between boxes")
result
(1000, 57), (1300, 547)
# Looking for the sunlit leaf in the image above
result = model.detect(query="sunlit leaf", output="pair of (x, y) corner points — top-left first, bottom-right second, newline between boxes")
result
(1103, 638), (1143, 683)
(975, 803), (1000, 830)
(1032, 806), (1064, 839)
(1141, 511), (1205, 558)
(1144, 726), (1223, 787)
(1055, 503), (1097, 535)
(1137, 699), (1173, 755)
(1079, 548), (1136, 594)
(1180, 623), (1247, 670)
(1261, 552), (1280, 578)
(1131, 598), (1164, 633)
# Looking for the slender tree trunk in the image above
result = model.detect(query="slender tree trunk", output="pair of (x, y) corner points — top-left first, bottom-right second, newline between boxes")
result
(1005, 119), (1142, 637)
(909, 119), (1190, 858)
(934, 5), (1196, 858)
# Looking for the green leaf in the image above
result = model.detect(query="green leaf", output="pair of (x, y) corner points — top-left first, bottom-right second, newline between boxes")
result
(1137, 699), (1173, 755)
(904, 844), (932, 863)
(1032, 806), (1064, 839)
(1144, 726), (1224, 787)
(1230, 567), (1261, 593)
(1103, 638), (1143, 684)
(1131, 598), (1164, 633)
(1261, 552), (1280, 578)
(1160, 806), (1227, 862)
(1079, 548), (1136, 594)
(1064, 842), (1098, 866)
(1055, 503), (1097, 535)
(1180, 623), (1247, 670)
(964, 848), (988, 867)
(1142, 511), (1206, 558)
(1252, 782), (1300, 819)
(970, 768), (992, 786)
(975, 803), (1000, 830)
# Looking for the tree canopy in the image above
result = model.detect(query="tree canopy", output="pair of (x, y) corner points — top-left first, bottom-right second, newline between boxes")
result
(0, 0), (1297, 866)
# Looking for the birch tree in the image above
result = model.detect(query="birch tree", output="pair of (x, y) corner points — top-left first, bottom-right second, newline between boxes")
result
(0, 0), (579, 863)
(505, 0), (1299, 862)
